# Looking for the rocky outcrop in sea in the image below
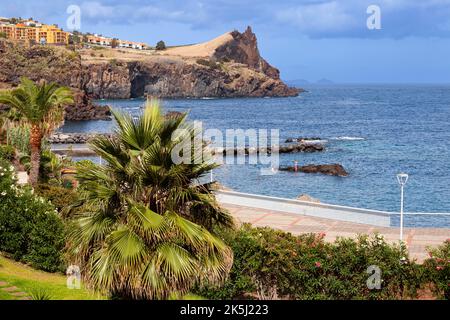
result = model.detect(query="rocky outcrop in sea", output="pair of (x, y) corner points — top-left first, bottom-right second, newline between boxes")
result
(280, 164), (348, 177)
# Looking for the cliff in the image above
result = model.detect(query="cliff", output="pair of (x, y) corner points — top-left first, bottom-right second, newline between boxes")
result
(0, 40), (110, 120)
(0, 27), (300, 120)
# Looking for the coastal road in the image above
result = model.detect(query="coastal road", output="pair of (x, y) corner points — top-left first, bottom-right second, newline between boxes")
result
(222, 203), (449, 262)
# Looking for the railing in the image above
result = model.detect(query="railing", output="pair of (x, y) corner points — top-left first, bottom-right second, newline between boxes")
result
(215, 190), (450, 228)
(389, 212), (450, 228)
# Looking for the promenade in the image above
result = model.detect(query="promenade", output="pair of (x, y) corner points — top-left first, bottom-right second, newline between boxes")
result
(222, 203), (450, 262)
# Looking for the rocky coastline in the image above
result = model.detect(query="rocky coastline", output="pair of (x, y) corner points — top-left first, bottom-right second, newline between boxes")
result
(0, 27), (300, 121)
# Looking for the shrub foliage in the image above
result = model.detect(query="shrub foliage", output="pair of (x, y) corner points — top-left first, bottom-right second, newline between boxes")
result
(196, 224), (424, 300)
(0, 159), (65, 272)
(423, 239), (450, 299)
(0, 144), (15, 161)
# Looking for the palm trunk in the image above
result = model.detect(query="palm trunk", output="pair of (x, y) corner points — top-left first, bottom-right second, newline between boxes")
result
(29, 124), (42, 186)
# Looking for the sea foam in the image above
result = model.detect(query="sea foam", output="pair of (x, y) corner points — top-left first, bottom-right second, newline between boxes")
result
(332, 136), (365, 141)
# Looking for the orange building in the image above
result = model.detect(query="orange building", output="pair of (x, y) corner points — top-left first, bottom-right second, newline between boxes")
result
(0, 20), (69, 45)
(0, 24), (14, 39)
(37, 24), (69, 44)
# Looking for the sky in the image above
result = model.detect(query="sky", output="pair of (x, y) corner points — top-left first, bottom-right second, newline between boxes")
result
(1, 0), (450, 83)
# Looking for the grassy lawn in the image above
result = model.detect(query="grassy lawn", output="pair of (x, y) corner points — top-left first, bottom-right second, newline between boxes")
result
(0, 255), (105, 300)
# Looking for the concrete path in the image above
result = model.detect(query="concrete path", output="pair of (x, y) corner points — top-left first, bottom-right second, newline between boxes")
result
(0, 281), (31, 300)
(223, 203), (450, 262)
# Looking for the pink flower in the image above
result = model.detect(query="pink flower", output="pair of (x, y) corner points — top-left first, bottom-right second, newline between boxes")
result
(436, 266), (443, 271)
(315, 261), (322, 268)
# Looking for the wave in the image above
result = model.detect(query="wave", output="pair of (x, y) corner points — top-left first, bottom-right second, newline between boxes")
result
(332, 136), (365, 141)
(303, 139), (328, 144)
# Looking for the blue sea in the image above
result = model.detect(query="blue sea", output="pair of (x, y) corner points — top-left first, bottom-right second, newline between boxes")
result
(62, 84), (450, 226)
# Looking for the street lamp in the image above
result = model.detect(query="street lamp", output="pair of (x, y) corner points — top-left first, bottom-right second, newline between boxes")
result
(396, 173), (409, 242)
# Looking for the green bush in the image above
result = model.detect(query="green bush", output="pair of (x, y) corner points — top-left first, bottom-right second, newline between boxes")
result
(35, 183), (78, 212)
(423, 240), (450, 299)
(0, 159), (66, 272)
(75, 159), (95, 169)
(39, 149), (68, 183)
(196, 59), (220, 70)
(25, 206), (66, 272)
(196, 224), (423, 300)
(109, 58), (118, 67)
(0, 144), (15, 161)
(156, 40), (166, 50)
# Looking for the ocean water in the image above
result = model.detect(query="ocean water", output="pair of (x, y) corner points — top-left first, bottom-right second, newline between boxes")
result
(62, 84), (450, 226)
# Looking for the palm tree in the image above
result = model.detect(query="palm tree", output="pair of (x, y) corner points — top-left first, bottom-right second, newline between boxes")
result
(68, 99), (233, 299)
(0, 78), (73, 185)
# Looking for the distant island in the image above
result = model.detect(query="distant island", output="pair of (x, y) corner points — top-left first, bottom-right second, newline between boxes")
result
(316, 78), (335, 85)
(0, 23), (300, 120)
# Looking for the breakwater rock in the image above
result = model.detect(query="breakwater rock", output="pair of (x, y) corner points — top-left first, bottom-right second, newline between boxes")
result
(50, 133), (325, 154)
(280, 164), (348, 177)
(209, 143), (323, 155)
(285, 137), (323, 143)
(49, 132), (113, 144)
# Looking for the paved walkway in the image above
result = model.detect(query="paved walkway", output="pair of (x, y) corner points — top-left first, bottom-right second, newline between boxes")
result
(223, 204), (450, 262)
(0, 281), (31, 300)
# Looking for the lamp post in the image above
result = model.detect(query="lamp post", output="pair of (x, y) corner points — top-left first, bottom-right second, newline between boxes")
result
(396, 173), (409, 242)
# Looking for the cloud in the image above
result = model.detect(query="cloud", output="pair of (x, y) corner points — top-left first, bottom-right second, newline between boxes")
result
(3, 0), (450, 38)
(273, 0), (450, 38)
(74, 0), (450, 38)
(78, 0), (208, 25)
(81, 2), (115, 19)
(275, 1), (357, 35)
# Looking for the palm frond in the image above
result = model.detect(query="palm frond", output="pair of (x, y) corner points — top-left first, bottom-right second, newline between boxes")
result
(68, 99), (233, 299)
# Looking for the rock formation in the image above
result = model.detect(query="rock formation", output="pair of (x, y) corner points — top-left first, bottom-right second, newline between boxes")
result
(213, 27), (280, 79)
(49, 132), (325, 156)
(296, 194), (321, 203)
(280, 164), (349, 177)
(0, 27), (300, 120)
(0, 40), (109, 120)
(285, 137), (323, 143)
